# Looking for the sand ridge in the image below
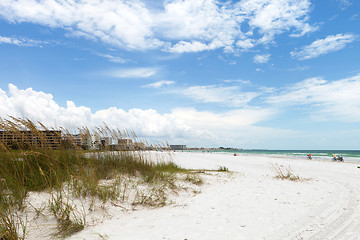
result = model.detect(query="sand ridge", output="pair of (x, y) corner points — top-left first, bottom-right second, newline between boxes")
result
(65, 151), (360, 239)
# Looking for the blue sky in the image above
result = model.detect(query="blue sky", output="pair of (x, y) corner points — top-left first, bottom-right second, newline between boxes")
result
(0, 0), (359, 149)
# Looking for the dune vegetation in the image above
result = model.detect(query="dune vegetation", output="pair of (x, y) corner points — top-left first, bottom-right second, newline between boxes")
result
(0, 117), (196, 239)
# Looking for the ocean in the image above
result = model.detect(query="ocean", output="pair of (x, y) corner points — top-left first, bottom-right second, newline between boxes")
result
(187, 149), (360, 163)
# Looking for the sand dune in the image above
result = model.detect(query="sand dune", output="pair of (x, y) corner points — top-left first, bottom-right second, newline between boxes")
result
(68, 151), (360, 240)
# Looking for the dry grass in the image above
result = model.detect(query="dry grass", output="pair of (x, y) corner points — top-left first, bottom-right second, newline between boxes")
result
(217, 166), (229, 172)
(184, 174), (203, 185)
(270, 163), (301, 181)
(0, 117), (198, 238)
(49, 192), (85, 237)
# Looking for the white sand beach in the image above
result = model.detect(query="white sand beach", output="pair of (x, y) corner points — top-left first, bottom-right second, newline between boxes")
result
(63, 151), (360, 240)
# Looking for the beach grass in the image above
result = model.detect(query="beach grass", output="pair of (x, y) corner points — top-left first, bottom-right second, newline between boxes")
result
(270, 163), (300, 181)
(217, 166), (229, 172)
(184, 174), (203, 185)
(0, 117), (193, 238)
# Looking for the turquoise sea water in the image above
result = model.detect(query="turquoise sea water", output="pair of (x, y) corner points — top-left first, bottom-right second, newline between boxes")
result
(188, 149), (360, 162)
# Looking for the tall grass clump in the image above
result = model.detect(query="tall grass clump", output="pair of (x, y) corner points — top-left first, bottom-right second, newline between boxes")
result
(270, 163), (300, 181)
(49, 192), (85, 236)
(217, 166), (229, 172)
(0, 117), (189, 238)
(0, 180), (26, 240)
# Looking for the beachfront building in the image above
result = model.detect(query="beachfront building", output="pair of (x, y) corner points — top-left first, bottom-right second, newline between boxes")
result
(61, 133), (89, 149)
(70, 134), (87, 146)
(0, 130), (61, 149)
(87, 134), (112, 150)
(170, 145), (187, 150)
(0, 130), (147, 151)
(100, 137), (111, 148)
(118, 138), (134, 150)
(134, 142), (146, 150)
(110, 139), (146, 151)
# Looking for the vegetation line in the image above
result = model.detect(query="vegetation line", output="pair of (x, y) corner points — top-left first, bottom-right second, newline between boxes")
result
(0, 117), (198, 239)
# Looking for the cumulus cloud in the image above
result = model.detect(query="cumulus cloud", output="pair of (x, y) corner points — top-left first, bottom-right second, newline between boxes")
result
(94, 108), (190, 138)
(0, 0), (161, 50)
(0, 84), (190, 138)
(253, 54), (270, 63)
(0, 35), (47, 47)
(266, 74), (360, 121)
(236, 39), (255, 50)
(237, 0), (317, 39)
(143, 80), (175, 88)
(3, 80), (359, 148)
(182, 85), (260, 107)
(0, 0), (316, 53)
(291, 33), (357, 60)
(0, 84), (278, 147)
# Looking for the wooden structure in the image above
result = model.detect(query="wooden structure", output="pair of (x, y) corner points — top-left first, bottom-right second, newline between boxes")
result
(0, 130), (61, 149)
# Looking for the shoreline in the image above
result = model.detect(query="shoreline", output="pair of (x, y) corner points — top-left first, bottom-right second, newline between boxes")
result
(178, 150), (360, 163)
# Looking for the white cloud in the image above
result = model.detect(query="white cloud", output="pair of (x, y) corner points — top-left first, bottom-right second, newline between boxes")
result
(0, 35), (46, 47)
(237, 0), (317, 40)
(143, 80), (175, 88)
(266, 74), (360, 121)
(166, 40), (218, 53)
(337, 0), (351, 10)
(0, 0), (316, 53)
(7, 82), (359, 148)
(291, 33), (357, 60)
(0, 0), (161, 50)
(182, 85), (259, 107)
(223, 79), (251, 84)
(158, 0), (237, 39)
(2, 77), (359, 147)
(98, 54), (129, 63)
(172, 107), (275, 128)
(0, 84), (278, 147)
(236, 39), (255, 49)
(171, 107), (279, 146)
(94, 108), (190, 138)
(253, 54), (270, 63)
(0, 84), (190, 138)
(107, 67), (159, 78)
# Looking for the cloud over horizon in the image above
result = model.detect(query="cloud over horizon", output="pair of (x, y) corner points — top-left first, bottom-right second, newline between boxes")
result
(266, 74), (360, 121)
(1, 72), (360, 147)
(0, 83), (278, 146)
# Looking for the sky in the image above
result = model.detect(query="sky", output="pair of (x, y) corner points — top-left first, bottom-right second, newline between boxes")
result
(0, 0), (359, 149)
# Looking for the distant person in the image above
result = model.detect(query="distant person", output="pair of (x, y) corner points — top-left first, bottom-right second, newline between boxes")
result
(307, 153), (312, 160)
(339, 154), (344, 162)
(332, 154), (337, 161)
